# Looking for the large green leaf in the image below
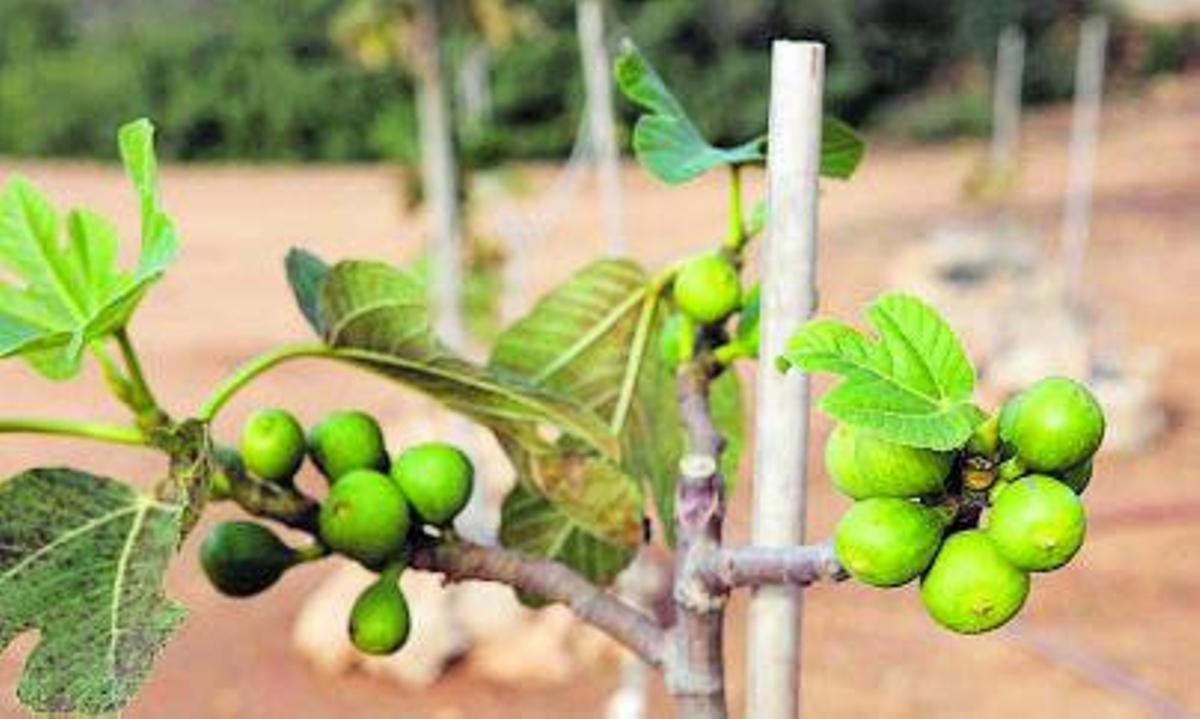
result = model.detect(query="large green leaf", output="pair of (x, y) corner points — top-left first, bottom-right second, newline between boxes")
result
(0, 119), (179, 379)
(614, 42), (865, 184)
(489, 259), (683, 541)
(285, 247), (331, 335)
(498, 480), (639, 587)
(0, 469), (185, 713)
(782, 293), (985, 450)
(310, 258), (618, 457)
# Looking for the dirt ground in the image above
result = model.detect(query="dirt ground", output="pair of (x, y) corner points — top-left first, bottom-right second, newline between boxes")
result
(0, 75), (1197, 718)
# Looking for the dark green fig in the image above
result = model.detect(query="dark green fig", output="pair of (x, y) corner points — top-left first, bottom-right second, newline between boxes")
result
(1059, 459), (1093, 495)
(200, 521), (296, 597)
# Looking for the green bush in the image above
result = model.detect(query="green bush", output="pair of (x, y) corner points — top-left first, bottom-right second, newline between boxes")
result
(0, 0), (1172, 160)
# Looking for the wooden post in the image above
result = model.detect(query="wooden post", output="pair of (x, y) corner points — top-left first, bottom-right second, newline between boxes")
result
(990, 26), (1025, 173)
(577, 0), (626, 254)
(412, 0), (465, 349)
(1061, 16), (1108, 311)
(746, 40), (825, 719)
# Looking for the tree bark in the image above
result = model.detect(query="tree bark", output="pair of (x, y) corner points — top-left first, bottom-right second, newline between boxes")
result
(410, 538), (665, 668)
(668, 365), (728, 718)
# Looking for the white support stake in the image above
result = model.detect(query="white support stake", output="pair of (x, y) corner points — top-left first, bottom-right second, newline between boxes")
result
(1061, 16), (1108, 311)
(990, 26), (1026, 172)
(577, 0), (627, 254)
(746, 40), (825, 719)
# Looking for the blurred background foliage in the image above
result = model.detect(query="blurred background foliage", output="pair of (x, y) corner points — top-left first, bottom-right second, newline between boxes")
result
(0, 0), (1194, 162)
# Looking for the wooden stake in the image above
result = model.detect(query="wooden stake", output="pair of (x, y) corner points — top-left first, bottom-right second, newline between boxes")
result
(746, 40), (825, 719)
(577, 0), (626, 254)
(1061, 16), (1108, 311)
(990, 26), (1026, 173)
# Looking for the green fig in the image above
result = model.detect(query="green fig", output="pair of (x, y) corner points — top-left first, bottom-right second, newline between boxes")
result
(240, 408), (306, 484)
(999, 377), (1105, 472)
(987, 475), (1086, 572)
(673, 254), (741, 324)
(319, 469), (410, 568)
(660, 312), (696, 370)
(308, 410), (388, 481)
(920, 530), (1029, 634)
(825, 424), (953, 499)
(391, 442), (474, 526)
(834, 498), (949, 587)
(349, 571), (411, 655)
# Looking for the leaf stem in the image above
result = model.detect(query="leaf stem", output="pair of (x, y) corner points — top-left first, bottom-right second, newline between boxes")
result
(114, 329), (167, 427)
(197, 343), (335, 422)
(0, 417), (146, 446)
(723, 164), (747, 252)
(91, 342), (134, 405)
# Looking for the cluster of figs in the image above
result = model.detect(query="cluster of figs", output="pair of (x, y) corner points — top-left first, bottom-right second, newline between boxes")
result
(830, 377), (1105, 633)
(200, 408), (474, 655)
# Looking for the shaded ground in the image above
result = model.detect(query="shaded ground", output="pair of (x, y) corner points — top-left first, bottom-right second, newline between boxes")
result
(0, 75), (1197, 717)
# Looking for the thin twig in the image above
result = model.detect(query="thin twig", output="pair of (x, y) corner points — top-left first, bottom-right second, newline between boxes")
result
(409, 539), (666, 668)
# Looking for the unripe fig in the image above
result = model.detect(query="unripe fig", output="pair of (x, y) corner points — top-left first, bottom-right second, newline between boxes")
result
(308, 410), (388, 481)
(240, 408), (306, 483)
(349, 571), (411, 655)
(735, 283), (761, 355)
(834, 498), (948, 587)
(999, 377), (1105, 472)
(200, 521), (296, 597)
(391, 442), (474, 526)
(208, 445), (243, 502)
(824, 424), (953, 499)
(1059, 459), (1092, 495)
(659, 312), (696, 370)
(987, 475), (1086, 572)
(920, 530), (1029, 634)
(319, 469), (410, 568)
(997, 390), (1026, 447)
(673, 254), (741, 324)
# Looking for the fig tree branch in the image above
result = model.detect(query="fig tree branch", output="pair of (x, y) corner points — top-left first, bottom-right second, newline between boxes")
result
(697, 541), (846, 592)
(408, 538), (666, 668)
(669, 361), (730, 719)
(0, 417), (147, 446)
